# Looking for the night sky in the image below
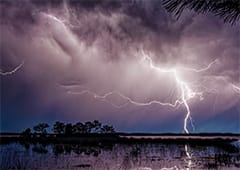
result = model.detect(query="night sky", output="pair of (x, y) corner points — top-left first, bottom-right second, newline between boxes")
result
(0, 0), (239, 133)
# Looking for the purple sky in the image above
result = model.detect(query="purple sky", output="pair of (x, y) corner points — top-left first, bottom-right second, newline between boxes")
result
(0, 0), (239, 133)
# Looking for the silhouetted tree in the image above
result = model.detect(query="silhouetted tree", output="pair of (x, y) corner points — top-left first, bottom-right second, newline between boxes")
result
(21, 128), (31, 138)
(100, 125), (115, 134)
(72, 121), (115, 134)
(73, 122), (85, 134)
(84, 121), (94, 133)
(33, 123), (49, 134)
(65, 123), (73, 135)
(162, 0), (240, 24)
(53, 121), (65, 134)
(21, 128), (31, 135)
(92, 120), (102, 133)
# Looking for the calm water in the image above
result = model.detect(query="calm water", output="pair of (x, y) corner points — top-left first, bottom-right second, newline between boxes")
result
(0, 141), (240, 170)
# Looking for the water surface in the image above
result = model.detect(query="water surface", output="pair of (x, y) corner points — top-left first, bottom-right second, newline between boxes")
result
(1, 140), (239, 170)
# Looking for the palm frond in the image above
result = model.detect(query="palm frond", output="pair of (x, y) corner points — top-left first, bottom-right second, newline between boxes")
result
(162, 0), (240, 24)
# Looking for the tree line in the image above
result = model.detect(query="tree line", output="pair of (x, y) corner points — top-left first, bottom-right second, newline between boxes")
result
(22, 120), (115, 136)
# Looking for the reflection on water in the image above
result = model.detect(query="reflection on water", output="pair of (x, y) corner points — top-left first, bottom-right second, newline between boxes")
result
(0, 141), (239, 170)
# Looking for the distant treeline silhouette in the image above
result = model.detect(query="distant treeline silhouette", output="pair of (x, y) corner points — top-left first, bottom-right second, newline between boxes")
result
(21, 120), (115, 136)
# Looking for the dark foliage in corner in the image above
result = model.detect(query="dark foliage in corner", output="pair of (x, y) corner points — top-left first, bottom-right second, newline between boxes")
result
(162, 0), (240, 24)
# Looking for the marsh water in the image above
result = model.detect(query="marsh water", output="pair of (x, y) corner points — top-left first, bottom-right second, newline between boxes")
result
(1, 141), (240, 170)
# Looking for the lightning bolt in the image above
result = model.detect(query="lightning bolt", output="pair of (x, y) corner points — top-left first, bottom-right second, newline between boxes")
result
(62, 50), (218, 134)
(0, 61), (24, 76)
(141, 50), (206, 134)
(44, 10), (236, 135)
(66, 90), (130, 108)
(44, 9), (237, 135)
(180, 59), (218, 73)
(66, 89), (183, 108)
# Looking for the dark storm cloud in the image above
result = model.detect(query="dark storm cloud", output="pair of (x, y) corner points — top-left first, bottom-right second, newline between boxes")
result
(0, 0), (239, 132)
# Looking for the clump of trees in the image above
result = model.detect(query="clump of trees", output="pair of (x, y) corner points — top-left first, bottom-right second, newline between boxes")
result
(53, 120), (115, 135)
(21, 120), (115, 136)
(33, 123), (49, 134)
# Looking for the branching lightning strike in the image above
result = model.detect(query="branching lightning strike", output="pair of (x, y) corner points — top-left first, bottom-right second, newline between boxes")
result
(180, 59), (218, 73)
(63, 50), (217, 134)
(43, 12), (234, 135)
(141, 50), (206, 134)
(67, 89), (183, 108)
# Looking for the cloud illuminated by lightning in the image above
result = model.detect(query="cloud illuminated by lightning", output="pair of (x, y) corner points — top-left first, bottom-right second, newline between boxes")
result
(231, 84), (240, 94)
(62, 49), (219, 134)
(43, 12), (234, 134)
(0, 61), (25, 76)
(41, 13), (67, 27)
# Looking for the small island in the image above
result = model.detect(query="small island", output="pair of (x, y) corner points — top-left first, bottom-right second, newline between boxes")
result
(1, 120), (239, 147)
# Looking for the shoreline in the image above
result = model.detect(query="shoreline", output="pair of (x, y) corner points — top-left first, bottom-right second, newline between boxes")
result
(1, 133), (239, 145)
